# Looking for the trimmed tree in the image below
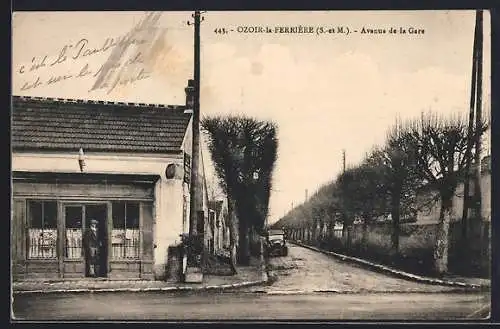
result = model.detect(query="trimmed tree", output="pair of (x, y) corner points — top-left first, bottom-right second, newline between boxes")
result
(406, 112), (485, 275)
(339, 162), (387, 251)
(366, 121), (423, 255)
(201, 115), (278, 266)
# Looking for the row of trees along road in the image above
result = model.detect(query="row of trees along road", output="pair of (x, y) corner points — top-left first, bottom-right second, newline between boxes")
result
(201, 115), (278, 272)
(276, 111), (488, 275)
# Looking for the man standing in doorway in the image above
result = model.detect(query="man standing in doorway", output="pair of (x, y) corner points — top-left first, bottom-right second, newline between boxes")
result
(84, 219), (101, 277)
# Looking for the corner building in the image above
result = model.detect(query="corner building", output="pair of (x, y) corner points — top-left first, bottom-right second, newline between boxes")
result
(11, 89), (196, 281)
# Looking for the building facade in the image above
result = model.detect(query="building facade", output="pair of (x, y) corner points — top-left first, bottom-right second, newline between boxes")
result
(11, 91), (200, 281)
(208, 199), (230, 254)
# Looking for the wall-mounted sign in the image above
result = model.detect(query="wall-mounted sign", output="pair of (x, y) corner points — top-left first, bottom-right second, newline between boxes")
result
(165, 163), (176, 179)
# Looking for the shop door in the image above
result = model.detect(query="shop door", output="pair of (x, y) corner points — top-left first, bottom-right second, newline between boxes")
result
(64, 203), (108, 278)
(85, 204), (108, 277)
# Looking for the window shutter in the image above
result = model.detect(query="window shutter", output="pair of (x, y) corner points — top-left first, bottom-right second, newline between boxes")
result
(13, 199), (26, 261)
(141, 202), (154, 278)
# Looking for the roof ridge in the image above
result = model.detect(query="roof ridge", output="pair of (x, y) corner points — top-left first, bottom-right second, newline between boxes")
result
(12, 95), (185, 110)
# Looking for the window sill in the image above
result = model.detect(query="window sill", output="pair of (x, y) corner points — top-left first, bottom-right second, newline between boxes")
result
(110, 259), (141, 262)
(26, 258), (58, 262)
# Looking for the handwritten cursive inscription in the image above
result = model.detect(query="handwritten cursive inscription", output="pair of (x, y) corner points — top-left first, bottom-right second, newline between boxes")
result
(19, 56), (49, 74)
(72, 36), (147, 61)
(16, 11), (164, 94)
(50, 46), (69, 67)
(90, 11), (163, 94)
(19, 50), (150, 92)
(46, 74), (73, 85)
(21, 76), (43, 91)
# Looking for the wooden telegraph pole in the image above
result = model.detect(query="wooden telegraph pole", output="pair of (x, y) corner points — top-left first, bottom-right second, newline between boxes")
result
(183, 11), (205, 283)
(472, 9), (484, 221)
(189, 11), (203, 238)
(342, 149), (346, 173)
(462, 10), (484, 241)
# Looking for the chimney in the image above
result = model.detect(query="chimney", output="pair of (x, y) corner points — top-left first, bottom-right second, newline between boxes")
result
(184, 79), (195, 114)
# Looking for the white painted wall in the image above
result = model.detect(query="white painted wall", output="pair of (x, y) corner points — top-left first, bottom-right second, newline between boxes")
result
(416, 173), (491, 225)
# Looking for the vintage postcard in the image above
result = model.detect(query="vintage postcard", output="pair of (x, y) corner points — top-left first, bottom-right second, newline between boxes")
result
(11, 10), (491, 321)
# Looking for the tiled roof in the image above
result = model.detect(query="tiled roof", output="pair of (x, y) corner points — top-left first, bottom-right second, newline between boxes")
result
(12, 96), (192, 153)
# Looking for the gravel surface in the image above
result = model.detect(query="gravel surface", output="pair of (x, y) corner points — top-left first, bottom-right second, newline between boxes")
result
(248, 244), (478, 293)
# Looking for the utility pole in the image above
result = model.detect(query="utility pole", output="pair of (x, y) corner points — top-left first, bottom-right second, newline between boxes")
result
(305, 189), (308, 201)
(188, 11), (203, 238)
(461, 10), (484, 267)
(342, 149), (346, 173)
(462, 9), (481, 238)
(472, 9), (484, 221)
(340, 148), (349, 247)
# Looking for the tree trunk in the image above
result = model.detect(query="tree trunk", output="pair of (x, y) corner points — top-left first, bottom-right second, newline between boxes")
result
(227, 197), (237, 274)
(361, 219), (369, 251)
(319, 220), (325, 245)
(238, 219), (250, 266)
(346, 225), (353, 250)
(342, 222), (353, 250)
(434, 196), (453, 275)
(342, 223), (348, 247)
(312, 220), (318, 244)
(329, 221), (335, 249)
(390, 194), (401, 255)
(249, 226), (257, 257)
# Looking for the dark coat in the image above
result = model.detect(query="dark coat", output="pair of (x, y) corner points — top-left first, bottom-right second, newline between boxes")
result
(83, 228), (101, 263)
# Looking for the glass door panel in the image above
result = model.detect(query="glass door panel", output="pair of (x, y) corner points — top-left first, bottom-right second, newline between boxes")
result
(65, 205), (83, 259)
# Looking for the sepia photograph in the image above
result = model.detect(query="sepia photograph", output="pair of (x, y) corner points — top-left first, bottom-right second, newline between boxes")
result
(11, 10), (491, 321)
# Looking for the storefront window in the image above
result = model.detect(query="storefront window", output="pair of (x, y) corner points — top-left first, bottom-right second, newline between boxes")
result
(27, 201), (57, 259)
(65, 206), (83, 259)
(111, 202), (140, 259)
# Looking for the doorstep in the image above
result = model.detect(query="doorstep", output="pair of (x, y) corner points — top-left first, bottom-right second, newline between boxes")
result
(16, 278), (146, 283)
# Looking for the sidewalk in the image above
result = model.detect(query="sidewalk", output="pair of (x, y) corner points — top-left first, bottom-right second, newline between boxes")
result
(13, 260), (268, 294)
(292, 241), (491, 290)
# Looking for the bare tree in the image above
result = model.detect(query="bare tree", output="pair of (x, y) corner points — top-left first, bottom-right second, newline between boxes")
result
(336, 167), (359, 249)
(366, 121), (423, 255)
(407, 112), (486, 274)
(337, 163), (387, 250)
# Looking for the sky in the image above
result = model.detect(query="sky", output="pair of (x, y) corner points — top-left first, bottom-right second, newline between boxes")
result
(12, 10), (491, 225)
